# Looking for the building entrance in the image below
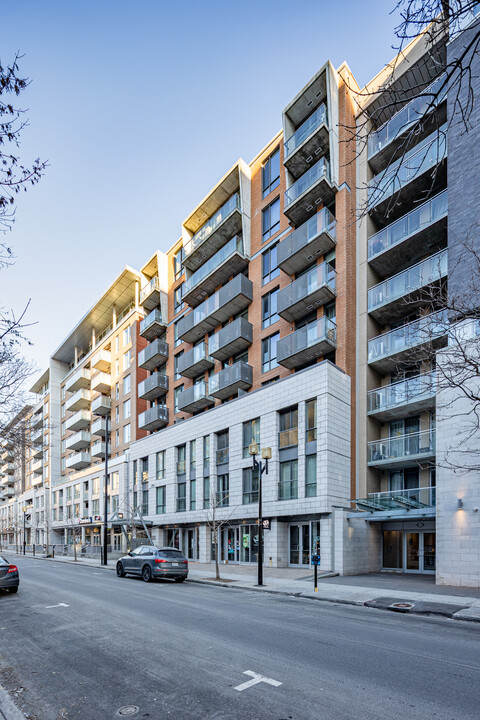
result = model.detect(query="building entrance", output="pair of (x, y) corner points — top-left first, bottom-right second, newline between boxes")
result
(383, 529), (435, 573)
(288, 521), (320, 567)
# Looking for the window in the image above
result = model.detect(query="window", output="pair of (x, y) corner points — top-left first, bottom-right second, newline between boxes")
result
(66, 486), (72, 501)
(156, 451), (166, 480)
(261, 332), (279, 373)
(133, 459), (138, 484)
(123, 399), (131, 420)
(174, 351), (183, 381)
(306, 455), (317, 497)
(243, 418), (260, 458)
(115, 383), (120, 400)
(203, 435), (210, 470)
(262, 288), (279, 329)
(242, 467), (259, 504)
(177, 482), (187, 512)
(123, 349), (132, 371)
(111, 495), (119, 513)
(61, 385), (66, 400)
(306, 399), (317, 442)
(123, 325), (131, 346)
(141, 457), (148, 483)
(142, 489), (148, 515)
(174, 248), (184, 281)
(174, 385), (184, 413)
(174, 320), (182, 348)
(123, 423), (131, 444)
(176, 444), (186, 475)
(61, 421), (66, 436)
(262, 197), (280, 241)
(217, 474), (229, 507)
(115, 429), (119, 447)
(203, 477), (210, 509)
(279, 407), (298, 447)
(115, 405), (119, 423)
(92, 499), (99, 514)
(115, 359), (120, 377)
(190, 439), (196, 473)
(92, 477), (100, 494)
(216, 430), (229, 464)
(279, 460), (298, 500)
(156, 486), (166, 514)
(133, 491), (138, 511)
(115, 336), (120, 353)
(111, 472), (119, 491)
(262, 148), (280, 198)
(262, 243), (279, 285)
(174, 285), (184, 313)
(123, 375), (131, 394)
(190, 479), (196, 511)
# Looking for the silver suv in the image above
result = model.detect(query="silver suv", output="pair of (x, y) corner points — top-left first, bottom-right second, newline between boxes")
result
(116, 546), (188, 583)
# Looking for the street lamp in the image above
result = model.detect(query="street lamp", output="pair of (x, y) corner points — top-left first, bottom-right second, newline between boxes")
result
(102, 413), (109, 566)
(248, 442), (271, 587)
(22, 506), (29, 556)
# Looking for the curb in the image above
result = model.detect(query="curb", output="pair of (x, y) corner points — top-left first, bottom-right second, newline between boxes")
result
(0, 684), (27, 720)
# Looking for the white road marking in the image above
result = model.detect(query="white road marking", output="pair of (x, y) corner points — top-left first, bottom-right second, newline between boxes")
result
(45, 603), (69, 609)
(234, 670), (282, 692)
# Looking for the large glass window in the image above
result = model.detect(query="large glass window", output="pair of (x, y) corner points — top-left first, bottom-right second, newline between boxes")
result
(203, 477), (210, 508)
(262, 197), (280, 241)
(174, 285), (183, 313)
(156, 451), (165, 480)
(190, 479), (196, 511)
(262, 243), (280, 285)
(123, 399), (131, 420)
(262, 147), (280, 198)
(306, 399), (317, 442)
(279, 460), (298, 500)
(177, 482), (186, 511)
(123, 375), (131, 394)
(279, 406), (298, 447)
(123, 423), (131, 444)
(174, 351), (183, 381)
(242, 467), (259, 504)
(176, 444), (186, 475)
(305, 455), (317, 497)
(217, 474), (229, 506)
(142, 490), (148, 515)
(174, 384), (184, 413)
(216, 430), (229, 464)
(174, 248), (184, 281)
(262, 288), (279, 329)
(156, 486), (166, 514)
(123, 325), (131, 346)
(190, 439), (196, 474)
(243, 418), (260, 458)
(174, 320), (182, 348)
(261, 332), (279, 373)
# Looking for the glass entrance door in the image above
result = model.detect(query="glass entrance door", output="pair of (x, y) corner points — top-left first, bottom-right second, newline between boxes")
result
(406, 533), (420, 570)
(405, 531), (435, 573)
(289, 524), (311, 566)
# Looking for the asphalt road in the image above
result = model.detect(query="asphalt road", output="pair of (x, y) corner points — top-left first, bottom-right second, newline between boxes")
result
(1, 557), (480, 720)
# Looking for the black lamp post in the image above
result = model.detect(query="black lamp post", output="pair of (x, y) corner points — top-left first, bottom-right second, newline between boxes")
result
(248, 442), (271, 587)
(23, 507), (27, 555)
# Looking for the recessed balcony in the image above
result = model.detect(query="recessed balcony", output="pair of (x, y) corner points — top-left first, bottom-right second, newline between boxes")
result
(140, 276), (161, 311)
(66, 410), (91, 432)
(1, 463), (14, 475)
(32, 475), (43, 487)
(277, 262), (336, 323)
(182, 235), (248, 308)
(31, 411), (43, 430)
(178, 342), (214, 379)
(354, 486), (436, 513)
(368, 250), (448, 324)
(277, 317), (337, 369)
(209, 316), (253, 362)
(32, 459), (43, 475)
(277, 208), (336, 276)
(66, 431), (91, 452)
(0, 475), (14, 487)
(284, 103), (329, 179)
(138, 405), (169, 432)
(368, 190), (448, 277)
(178, 273), (253, 345)
(368, 310), (448, 372)
(91, 371), (112, 394)
(183, 193), (242, 272)
(66, 389), (91, 413)
(66, 452), (91, 471)
(91, 442), (107, 459)
(367, 429), (435, 469)
(138, 372), (168, 401)
(91, 394), (111, 417)
(367, 371), (436, 422)
(91, 417), (107, 437)
(91, 349), (111, 372)
(65, 368), (91, 393)
(177, 381), (215, 414)
(209, 361), (253, 400)
(138, 338), (169, 371)
(140, 309), (167, 341)
(284, 157), (335, 227)
(32, 440), (43, 459)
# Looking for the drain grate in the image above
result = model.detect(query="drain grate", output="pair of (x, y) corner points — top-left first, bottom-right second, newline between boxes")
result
(389, 602), (415, 611)
(116, 706), (140, 717)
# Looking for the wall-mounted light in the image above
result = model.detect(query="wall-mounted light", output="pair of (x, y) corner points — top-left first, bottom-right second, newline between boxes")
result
(457, 498), (464, 509)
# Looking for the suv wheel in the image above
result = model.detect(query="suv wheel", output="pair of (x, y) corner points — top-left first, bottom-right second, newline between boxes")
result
(142, 565), (152, 582)
(116, 562), (126, 578)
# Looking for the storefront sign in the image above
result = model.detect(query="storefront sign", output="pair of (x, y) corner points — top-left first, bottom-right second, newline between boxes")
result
(261, 519), (271, 531)
(94, 515), (102, 522)
(79, 517), (92, 525)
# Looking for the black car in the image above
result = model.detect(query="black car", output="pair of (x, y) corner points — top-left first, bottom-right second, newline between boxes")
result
(116, 545), (188, 583)
(0, 555), (19, 593)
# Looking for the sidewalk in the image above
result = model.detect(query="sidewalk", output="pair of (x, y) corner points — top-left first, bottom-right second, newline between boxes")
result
(8, 551), (480, 623)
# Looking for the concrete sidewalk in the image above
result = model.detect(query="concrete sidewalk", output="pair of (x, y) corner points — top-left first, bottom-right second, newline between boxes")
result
(8, 551), (480, 623)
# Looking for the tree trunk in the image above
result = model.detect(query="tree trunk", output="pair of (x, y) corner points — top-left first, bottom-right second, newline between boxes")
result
(214, 527), (220, 581)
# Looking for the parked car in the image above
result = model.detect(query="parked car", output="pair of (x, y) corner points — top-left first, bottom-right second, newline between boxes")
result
(0, 555), (19, 594)
(116, 546), (188, 583)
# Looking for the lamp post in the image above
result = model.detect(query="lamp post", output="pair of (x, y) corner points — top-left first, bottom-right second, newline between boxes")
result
(23, 507), (27, 555)
(248, 442), (271, 587)
(102, 413), (109, 566)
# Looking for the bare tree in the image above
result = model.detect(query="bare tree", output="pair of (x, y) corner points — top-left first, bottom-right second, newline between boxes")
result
(203, 483), (237, 581)
(64, 515), (82, 561)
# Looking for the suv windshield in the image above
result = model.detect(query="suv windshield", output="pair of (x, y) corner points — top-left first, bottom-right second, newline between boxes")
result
(158, 550), (184, 559)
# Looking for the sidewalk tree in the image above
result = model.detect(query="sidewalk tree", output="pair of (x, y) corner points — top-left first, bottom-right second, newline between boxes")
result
(203, 482), (236, 581)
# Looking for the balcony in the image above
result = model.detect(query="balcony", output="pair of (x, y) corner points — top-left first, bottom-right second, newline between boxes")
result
(140, 276), (161, 311)
(91, 442), (107, 459)
(32, 440), (43, 459)
(2, 487), (14, 498)
(66, 389), (91, 413)
(177, 381), (215, 414)
(277, 262), (336, 323)
(367, 429), (435, 469)
(182, 235), (248, 308)
(32, 474), (43, 486)
(0, 475), (14, 487)
(367, 371), (436, 422)
(138, 338), (169, 371)
(209, 316), (253, 362)
(66, 431), (91, 452)
(284, 157), (335, 227)
(368, 310), (448, 372)
(183, 193), (242, 272)
(368, 73), (447, 174)
(91, 417), (107, 437)
(32, 459), (43, 475)
(91, 394), (111, 417)
(368, 126), (447, 222)
(31, 411), (43, 430)
(138, 372), (168, 401)
(140, 309), (167, 341)
(65, 367), (91, 393)
(66, 452), (91, 471)
(284, 103), (329, 179)
(91, 349), (111, 372)
(209, 361), (253, 400)
(368, 250), (448, 324)
(66, 410), (91, 432)
(178, 274), (253, 344)
(277, 208), (336, 276)
(91, 372), (112, 394)
(368, 190), (448, 277)
(178, 342), (214, 379)
(277, 317), (337, 369)
(138, 405), (169, 432)
(354, 486), (436, 513)
(1, 462), (14, 475)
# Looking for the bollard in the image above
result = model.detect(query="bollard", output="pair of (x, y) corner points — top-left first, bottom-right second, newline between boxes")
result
(33, 545), (35, 557)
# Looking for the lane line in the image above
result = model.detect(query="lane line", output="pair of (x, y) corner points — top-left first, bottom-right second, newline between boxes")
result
(45, 603), (69, 609)
(234, 670), (282, 692)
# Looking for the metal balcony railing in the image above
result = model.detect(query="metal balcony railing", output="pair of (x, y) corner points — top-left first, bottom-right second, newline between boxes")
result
(368, 429), (435, 464)
(284, 157), (330, 208)
(284, 103), (327, 158)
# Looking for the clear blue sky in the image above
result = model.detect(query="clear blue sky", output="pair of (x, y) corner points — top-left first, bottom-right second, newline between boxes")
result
(1, 0), (402, 373)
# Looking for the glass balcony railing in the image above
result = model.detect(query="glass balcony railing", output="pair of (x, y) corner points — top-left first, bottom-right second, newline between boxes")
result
(140, 276), (159, 304)
(284, 157), (330, 207)
(368, 125), (447, 209)
(279, 261), (336, 313)
(284, 103), (327, 158)
(368, 310), (448, 364)
(355, 486), (436, 511)
(183, 235), (244, 296)
(184, 193), (241, 257)
(368, 74), (447, 159)
(278, 428), (298, 448)
(140, 309), (165, 338)
(367, 371), (436, 415)
(277, 316), (337, 366)
(177, 380), (214, 413)
(368, 249), (447, 312)
(278, 208), (336, 267)
(368, 190), (447, 260)
(368, 429), (435, 464)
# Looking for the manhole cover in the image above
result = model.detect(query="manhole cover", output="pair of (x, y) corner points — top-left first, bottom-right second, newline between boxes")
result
(116, 706), (139, 717)
(390, 602), (415, 610)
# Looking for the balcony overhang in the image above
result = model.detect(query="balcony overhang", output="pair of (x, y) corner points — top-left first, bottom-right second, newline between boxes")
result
(183, 247), (248, 308)
(177, 388), (215, 414)
(277, 278), (336, 324)
(277, 327), (336, 370)
(91, 418), (107, 437)
(183, 208), (243, 273)
(284, 175), (336, 227)
(66, 390), (91, 413)
(91, 372), (112, 395)
(209, 362), (253, 401)
(209, 317), (253, 362)
(139, 309), (167, 341)
(368, 335), (447, 373)
(66, 452), (91, 471)
(138, 339), (169, 371)
(65, 368), (91, 393)
(284, 122), (329, 180)
(178, 348), (214, 379)
(138, 406), (169, 432)
(66, 410), (91, 432)
(91, 395), (111, 417)
(66, 431), (91, 452)
(368, 392), (436, 422)
(277, 223), (336, 276)
(367, 449), (435, 470)
(138, 373), (169, 401)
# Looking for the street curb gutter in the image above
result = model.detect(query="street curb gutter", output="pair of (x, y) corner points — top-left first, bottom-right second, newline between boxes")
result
(0, 684), (27, 720)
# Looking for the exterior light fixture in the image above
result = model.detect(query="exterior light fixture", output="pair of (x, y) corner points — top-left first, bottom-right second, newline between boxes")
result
(249, 443), (272, 587)
(457, 498), (464, 509)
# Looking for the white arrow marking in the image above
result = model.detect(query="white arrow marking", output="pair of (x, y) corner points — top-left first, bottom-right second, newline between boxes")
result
(45, 603), (69, 609)
(234, 670), (282, 691)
